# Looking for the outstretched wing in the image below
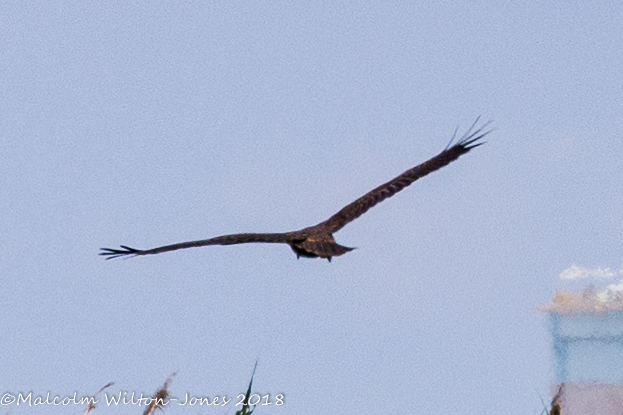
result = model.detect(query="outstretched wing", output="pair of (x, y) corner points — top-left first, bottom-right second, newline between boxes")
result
(100, 232), (291, 259)
(320, 118), (492, 234)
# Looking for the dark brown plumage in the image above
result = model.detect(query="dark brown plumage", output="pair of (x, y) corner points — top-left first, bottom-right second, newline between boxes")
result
(549, 385), (563, 415)
(101, 119), (492, 261)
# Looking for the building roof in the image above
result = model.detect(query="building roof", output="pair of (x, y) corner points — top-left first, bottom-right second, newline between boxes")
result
(543, 285), (623, 314)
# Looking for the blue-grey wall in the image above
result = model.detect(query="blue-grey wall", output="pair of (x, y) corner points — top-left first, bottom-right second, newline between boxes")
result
(551, 311), (623, 383)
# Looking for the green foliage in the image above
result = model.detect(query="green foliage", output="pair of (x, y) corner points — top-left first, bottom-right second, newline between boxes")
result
(236, 361), (258, 415)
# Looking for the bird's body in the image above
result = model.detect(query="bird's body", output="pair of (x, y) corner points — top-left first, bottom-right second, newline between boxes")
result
(101, 119), (492, 261)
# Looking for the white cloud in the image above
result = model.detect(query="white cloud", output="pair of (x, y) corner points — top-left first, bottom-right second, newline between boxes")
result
(596, 280), (623, 303)
(559, 264), (619, 280)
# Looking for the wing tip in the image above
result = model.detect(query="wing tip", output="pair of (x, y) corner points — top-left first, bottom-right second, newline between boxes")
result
(99, 245), (142, 260)
(450, 116), (494, 151)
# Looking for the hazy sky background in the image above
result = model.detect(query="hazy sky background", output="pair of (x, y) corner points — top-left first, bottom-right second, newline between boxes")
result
(2, 2), (622, 414)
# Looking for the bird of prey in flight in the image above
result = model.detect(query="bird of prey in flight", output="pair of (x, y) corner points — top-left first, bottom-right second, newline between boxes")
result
(101, 119), (492, 262)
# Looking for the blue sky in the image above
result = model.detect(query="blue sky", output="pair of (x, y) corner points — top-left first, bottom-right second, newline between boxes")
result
(1, 1), (622, 414)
